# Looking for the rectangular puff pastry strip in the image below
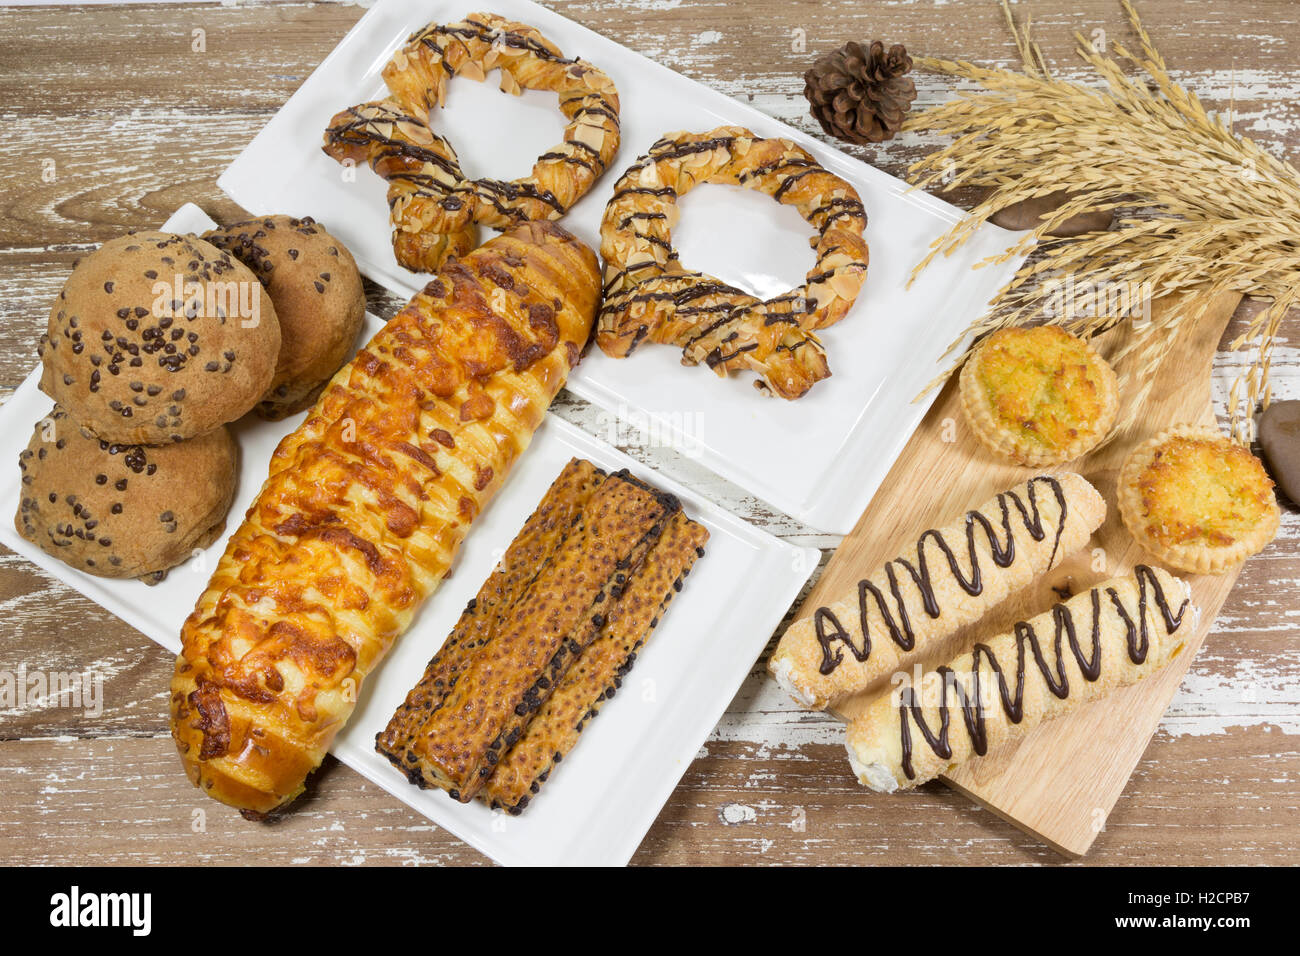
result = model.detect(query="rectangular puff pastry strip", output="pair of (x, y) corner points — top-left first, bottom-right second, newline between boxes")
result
(769, 473), (1106, 710)
(846, 565), (1194, 792)
(387, 470), (680, 801)
(481, 508), (709, 813)
(376, 457), (603, 757)
(169, 220), (600, 816)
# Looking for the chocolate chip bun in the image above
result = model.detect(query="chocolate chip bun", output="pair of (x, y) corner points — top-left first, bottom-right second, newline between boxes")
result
(15, 405), (238, 583)
(203, 216), (365, 419)
(38, 232), (280, 443)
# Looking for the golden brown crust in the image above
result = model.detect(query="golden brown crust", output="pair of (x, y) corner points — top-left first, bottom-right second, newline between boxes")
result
(323, 13), (619, 274)
(959, 325), (1119, 466)
(481, 509), (708, 813)
(375, 457), (604, 761)
(387, 470), (678, 800)
(168, 220), (600, 816)
(769, 472), (1107, 709)
(1118, 423), (1280, 574)
(15, 405), (237, 582)
(846, 566), (1193, 791)
(322, 101), (480, 274)
(596, 126), (869, 400)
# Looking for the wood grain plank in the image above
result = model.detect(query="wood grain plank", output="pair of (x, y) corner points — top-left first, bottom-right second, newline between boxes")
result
(0, 728), (1292, 866)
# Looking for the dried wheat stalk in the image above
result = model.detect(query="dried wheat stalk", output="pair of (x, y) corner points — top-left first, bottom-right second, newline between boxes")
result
(906, 0), (1300, 440)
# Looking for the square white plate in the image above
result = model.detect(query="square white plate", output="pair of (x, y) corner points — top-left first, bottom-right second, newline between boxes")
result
(0, 203), (818, 866)
(217, 0), (1027, 533)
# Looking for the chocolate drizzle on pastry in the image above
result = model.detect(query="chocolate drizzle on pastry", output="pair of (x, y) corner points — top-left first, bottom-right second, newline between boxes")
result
(420, 17), (578, 66)
(595, 126), (869, 399)
(896, 564), (1188, 779)
(813, 476), (1068, 676)
(322, 12), (620, 274)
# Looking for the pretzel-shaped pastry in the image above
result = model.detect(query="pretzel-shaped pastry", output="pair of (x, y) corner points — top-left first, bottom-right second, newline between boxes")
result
(323, 13), (620, 273)
(597, 127), (869, 399)
(322, 101), (479, 274)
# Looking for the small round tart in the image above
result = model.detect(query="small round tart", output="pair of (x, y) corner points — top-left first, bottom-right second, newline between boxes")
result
(1118, 424), (1280, 574)
(960, 325), (1118, 466)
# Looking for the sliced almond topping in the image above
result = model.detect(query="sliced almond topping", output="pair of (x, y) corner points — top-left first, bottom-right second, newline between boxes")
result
(403, 121), (435, 146)
(828, 270), (864, 301)
(574, 123), (605, 150)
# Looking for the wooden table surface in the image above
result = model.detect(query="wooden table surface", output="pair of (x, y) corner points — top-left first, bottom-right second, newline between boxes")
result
(1, 0), (1297, 866)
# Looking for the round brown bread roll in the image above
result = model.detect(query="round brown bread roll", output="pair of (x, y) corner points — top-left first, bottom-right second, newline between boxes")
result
(15, 405), (238, 583)
(203, 216), (365, 419)
(38, 231), (280, 443)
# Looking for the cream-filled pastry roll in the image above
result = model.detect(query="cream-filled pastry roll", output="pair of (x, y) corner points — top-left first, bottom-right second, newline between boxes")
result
(846, 565), (1193, 792)
(770, 473), (1106, 709)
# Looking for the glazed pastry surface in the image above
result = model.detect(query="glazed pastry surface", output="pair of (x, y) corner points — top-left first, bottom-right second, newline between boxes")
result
(169, 221), (599, 815)
(770, 473), (1106, 709)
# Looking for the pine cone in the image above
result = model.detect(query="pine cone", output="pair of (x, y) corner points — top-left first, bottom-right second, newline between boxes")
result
(804, 40), (917, 145)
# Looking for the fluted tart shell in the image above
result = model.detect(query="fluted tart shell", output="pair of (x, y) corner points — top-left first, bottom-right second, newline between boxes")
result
(1118, 423), (1280, 574)
(960, 325), (1118, 466)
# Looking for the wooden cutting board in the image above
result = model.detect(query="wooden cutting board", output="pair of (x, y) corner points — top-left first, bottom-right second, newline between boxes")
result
(794, 288), (1246, 858)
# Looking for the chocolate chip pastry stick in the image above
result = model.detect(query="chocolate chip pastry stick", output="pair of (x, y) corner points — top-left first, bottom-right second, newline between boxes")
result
(846, 565), (1194, 792)
(482, 509), (709, 813)
(769, 473), (1106, 710)
(376, 458), (603, 767)
(387, 471), (678, 800)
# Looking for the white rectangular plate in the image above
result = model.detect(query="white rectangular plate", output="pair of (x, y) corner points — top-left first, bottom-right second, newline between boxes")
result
(0, 203), (818, 866)
(217, 0), (1026, 534)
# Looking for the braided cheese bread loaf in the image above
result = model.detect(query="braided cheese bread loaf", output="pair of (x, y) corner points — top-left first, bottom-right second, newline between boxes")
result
(170, 220), (599, 815)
